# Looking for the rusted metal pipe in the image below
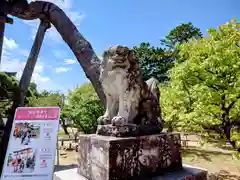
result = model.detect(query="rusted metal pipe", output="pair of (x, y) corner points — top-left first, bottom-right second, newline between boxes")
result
(18, 19), (51, 106)
(0, 16), (6, 66)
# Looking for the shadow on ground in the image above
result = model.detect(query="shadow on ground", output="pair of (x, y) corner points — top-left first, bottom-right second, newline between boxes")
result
(54, 164), (78, 172)
(208, 170), (240, 180)
(181, 147), (232, 162)
(211, 141), (236, 151)
(182, 148), (240, 179)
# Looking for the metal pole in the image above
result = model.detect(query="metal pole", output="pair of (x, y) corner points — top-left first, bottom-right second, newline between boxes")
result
(0, 15), (6, 66)
(18, 19), (51, 106)
(56, 95), (65, 166)
(56, 135), (60, 166)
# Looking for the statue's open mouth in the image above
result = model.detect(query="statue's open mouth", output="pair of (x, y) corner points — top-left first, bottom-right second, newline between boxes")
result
(112, 56), (126, 63)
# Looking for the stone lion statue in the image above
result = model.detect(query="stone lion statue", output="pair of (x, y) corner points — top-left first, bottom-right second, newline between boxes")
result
(96, 45), (164, 137)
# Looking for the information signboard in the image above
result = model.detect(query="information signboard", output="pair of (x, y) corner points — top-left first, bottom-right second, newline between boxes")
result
(1, 107), (60, 180)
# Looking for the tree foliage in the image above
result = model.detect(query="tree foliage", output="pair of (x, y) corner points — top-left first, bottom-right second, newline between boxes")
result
(0, 72), (35, 119)
(62, 83), (104, 134)
(132, 43), (174, 83)
(133, 22), (202, 83)
(27, 91), (63, 107)
(26, 91), (69, 134)
(161, 22), (203, 50)
(161, 19), (240, 151)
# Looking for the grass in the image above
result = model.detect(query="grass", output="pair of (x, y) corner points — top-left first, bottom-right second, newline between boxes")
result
(58, 131), (67, 137)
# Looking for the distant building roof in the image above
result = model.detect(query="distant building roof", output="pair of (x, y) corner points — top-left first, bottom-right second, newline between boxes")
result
(4, 72), (17, 77)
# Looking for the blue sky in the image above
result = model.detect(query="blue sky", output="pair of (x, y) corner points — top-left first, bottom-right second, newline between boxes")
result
(1, 0), (239, 94)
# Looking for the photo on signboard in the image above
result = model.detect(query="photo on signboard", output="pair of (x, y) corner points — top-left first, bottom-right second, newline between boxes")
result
(5, 148), (37, 173)
(13, 122), (41, 145)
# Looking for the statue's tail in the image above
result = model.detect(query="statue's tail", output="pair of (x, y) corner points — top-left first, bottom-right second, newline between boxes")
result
(146, 77), (163, 121)
(146, 77), (160, 103)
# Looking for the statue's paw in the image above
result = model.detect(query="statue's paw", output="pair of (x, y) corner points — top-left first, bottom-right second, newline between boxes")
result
(97, 116), (110, 125)
(111, 116), (127, 126)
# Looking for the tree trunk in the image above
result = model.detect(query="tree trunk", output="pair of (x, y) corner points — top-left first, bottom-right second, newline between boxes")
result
(61, 119), (69, 135)
(223, 125), (240, 152)
(10, 1), (105, 105)
(203, 123), (240, 152)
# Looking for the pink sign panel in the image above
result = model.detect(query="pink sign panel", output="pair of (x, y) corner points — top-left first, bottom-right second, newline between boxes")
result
(15, 107), (60, 121)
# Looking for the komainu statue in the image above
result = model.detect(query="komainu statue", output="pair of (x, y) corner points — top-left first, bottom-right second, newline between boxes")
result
(96, 45), (164, 137)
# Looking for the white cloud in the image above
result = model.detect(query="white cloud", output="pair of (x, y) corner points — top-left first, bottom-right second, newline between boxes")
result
(3, 37), (18, 50)
(53, 50), (67, 58)
(32, 73), (50, 83)
(0, 36), (52, 92)
(1, 58), (25, 74)
(19, 49), (30, 57)
(67, 11), (85, 25)
(64, 59), (76, 65)
(0, 57), (50, 90)
(23, 0), (85, 44)
(2, 37), (29, 58)
(55, 67), (72, 73)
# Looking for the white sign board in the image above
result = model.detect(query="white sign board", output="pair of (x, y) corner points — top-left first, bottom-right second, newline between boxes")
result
(1, 107), (60, 180)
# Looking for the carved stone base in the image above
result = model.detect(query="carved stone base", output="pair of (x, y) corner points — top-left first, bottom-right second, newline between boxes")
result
(77, 133), (182, 180)
(96, 124), (162, 137)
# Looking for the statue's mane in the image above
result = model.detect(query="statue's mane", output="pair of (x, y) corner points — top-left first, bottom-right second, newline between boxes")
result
(101, 45), (141, 80)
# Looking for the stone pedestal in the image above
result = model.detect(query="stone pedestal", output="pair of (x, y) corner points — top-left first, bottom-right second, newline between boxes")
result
(77, 133), (182, 180)
(54, 165), (208, 180)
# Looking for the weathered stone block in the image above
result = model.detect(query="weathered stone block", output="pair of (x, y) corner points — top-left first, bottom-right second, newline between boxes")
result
(77, 133), (182, 180)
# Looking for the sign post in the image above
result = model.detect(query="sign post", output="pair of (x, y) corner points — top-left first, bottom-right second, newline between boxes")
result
(56, 126), (60, 166)
(0, 107), (60, 180)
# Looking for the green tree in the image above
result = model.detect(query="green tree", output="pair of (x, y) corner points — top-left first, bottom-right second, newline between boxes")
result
(132, 42), (174, 83)
(27, 91), (62, 107)
(27, 91), (69, 134)
(29, 82), (39, 97)
(62, 83), (104, 134)
(161, 22), (203, 50)
(133, 23), (202, 83)
(161, 19), (240, 151)
(0, 72), (34, 119)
